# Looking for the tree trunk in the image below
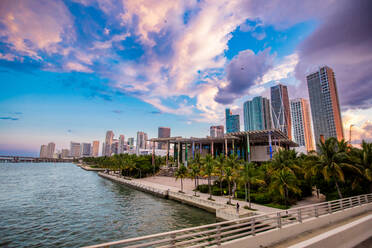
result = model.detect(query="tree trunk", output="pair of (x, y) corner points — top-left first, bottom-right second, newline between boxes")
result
(194, 179), (197, 196)
(232, 181), (237, 199)
(335, 180), (343, 199)
(244, 183), (247, 202)
(285, 187), (288, 208)
(228, 182), (231, 204)
(181, 178), (183, 192)
(248, 182), (251, 209)
(220, 177), (223, 196)
(208, 176), (212, 199)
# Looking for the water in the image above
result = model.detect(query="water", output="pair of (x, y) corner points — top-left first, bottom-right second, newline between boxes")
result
(0, 163), (217, 247)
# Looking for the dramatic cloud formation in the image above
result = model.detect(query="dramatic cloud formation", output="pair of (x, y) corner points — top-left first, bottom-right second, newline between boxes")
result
(295, 0), (372, 110)
(215, 49), (273, 104)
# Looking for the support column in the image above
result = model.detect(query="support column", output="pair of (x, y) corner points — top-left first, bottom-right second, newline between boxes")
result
(185, 143), (188, 165)
(232, 139), (235, 155)
(152, 141), (155, 175)
(268, 131), (273, 160)
(211, 141), (214, 158)
(174, 142), (177, 163)
(192, 141), (195, 159)
(224, 138), (228, 158)
(200, 143), (202, 155)
(247, 134), (250, 162)
(177, 142), (180, 167)
(166, 141), (169, 166)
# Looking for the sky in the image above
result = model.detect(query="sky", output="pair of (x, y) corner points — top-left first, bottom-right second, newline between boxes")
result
(0, 0), (371, 156)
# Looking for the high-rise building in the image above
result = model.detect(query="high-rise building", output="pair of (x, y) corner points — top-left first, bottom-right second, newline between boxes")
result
(40, 145), (48, 158)
(136, 131), (148, 155)
(102, 142), (105, 156)
(271, 83), (292, 139)
(243, 96), (272, 131)
(210, 125), (224, 138)
(111, 139), (119, 155)
(225, 108), (240, 133)
(81, 143), (92, 157)
(118, 135), (125, 154)
(127, 138), (134, 149)
(307, 66), (344, 145)
(104, 130), (114, 156)
(158, 127), (171, 149)
(61, 149), (70, 158)
(290, 98), (315, 152)
(92, 141), (99, 157)
(46, 142), (55, 158)
(70, 142), (81, 157)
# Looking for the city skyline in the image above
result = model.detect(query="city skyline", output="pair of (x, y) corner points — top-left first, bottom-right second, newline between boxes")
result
(1, 0), (372, 156)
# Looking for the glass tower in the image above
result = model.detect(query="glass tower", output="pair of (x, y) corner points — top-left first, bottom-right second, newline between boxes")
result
(243, 96), (272, 131)
(225, 108), (240, 133)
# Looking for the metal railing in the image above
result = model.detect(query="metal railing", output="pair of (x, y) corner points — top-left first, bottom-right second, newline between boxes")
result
(83, 193), (372, 248)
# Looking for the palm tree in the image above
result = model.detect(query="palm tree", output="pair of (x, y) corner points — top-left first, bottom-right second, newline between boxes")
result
(214, 154), (225, 195)
(269, 168), (301, 207)
(201, 154), (214, 199)
(223, 165), (234, 204)
(313, 137), (360, 199)
(225, 154), (241, 198)
(239, 162), (265, 208)
(175, 164), (188, 193)
(349, 141), (372, 190)
(190, 153), (202, 187)
(270, 149), (301, 175)
(188, 164), (200, 196)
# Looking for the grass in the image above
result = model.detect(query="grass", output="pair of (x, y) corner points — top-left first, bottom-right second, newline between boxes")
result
(264, 203), (290, 210)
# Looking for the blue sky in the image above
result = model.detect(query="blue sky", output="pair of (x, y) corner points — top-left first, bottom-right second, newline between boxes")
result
(1, 0), (371, 156)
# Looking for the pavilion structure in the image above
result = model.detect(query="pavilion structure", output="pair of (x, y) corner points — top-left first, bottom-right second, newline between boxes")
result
(149, 129), (298, 167)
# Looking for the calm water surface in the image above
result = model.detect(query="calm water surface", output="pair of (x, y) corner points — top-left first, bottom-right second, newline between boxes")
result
(0, 163), (217, 247)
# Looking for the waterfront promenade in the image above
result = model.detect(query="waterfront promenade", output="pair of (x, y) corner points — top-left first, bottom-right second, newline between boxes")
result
(98, 172), (277, 220)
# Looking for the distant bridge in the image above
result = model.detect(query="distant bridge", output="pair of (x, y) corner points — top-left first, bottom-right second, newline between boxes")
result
(0, 155), (74, 163)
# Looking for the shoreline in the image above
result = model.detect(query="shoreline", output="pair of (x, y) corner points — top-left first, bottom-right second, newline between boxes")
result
(98, 172), (256, 220)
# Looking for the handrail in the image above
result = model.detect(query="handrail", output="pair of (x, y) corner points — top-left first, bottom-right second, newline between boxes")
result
(83, 193), (372, 248)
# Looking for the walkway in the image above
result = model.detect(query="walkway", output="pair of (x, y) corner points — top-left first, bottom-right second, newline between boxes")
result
(134, 176), (278, 213)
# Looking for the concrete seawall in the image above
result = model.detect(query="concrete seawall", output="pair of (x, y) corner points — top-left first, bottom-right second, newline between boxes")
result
(98, 172), (254, 220)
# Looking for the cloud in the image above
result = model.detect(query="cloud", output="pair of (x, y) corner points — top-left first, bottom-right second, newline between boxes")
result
(295, 0), (372, 110)
(0, 0), (74, 59)
(0, 117), (19, 121)
(112, 110), (123, 114)
(64, 62), (93, 73)
(215, 49), (273, 104)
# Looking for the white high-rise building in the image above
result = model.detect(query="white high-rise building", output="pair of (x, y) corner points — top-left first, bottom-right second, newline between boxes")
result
(46, 142), (55, 158)
(136, 131), (148, 154)
(210, 125), (224, 138)
(70, 142), (81, 158)
(290, 98), (315, 152)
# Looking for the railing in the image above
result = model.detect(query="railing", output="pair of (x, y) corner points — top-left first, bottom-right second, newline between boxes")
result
(83, 193), (372, 248)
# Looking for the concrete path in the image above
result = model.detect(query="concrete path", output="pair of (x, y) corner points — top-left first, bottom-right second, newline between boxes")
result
(134, 176), (278, 213)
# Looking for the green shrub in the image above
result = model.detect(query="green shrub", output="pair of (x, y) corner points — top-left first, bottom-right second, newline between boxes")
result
(197, 184), (209, 193)
(251, 193), (272, 204)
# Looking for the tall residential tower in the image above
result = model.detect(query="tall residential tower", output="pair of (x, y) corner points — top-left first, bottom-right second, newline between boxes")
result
(225, 108), (240, 133)
(158, 127), (171, 149)
(104, 130), (114, 156)
(307, 66), (344, 145)
(243, 96), (272, 131)
(210, 125), (224, 138)
(290, 98), (314, 152)
(271, 84), (292, 139)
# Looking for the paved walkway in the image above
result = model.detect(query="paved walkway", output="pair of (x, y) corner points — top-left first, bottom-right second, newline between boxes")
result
(134, 176), (278, 213)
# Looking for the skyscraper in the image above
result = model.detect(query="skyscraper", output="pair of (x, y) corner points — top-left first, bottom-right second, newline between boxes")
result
(158, 127), (171, 149)
(271, 84), (292, 139)
(118, 135), (125, 154)
(127, 138), (134, 149)
(210, 125), (224, 137)
(136, 131), (148, 155)
(290, 98), (315, 152)
(243, 96), (272, 131)
(81, 143), (92, 157)
(40, 145), (48, 158)
(46, 142), (55, 158)
(104, 130), (114, 156)
(92, 141), (99, 157)
(225, 108), (240, 133)
(70, 142), (81, 157)
(307, 66), (344, 145)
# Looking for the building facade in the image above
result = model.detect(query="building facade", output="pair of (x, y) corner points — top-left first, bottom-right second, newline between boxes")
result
(118, 135), (125, 154)
(111, 139), (119, 155)
(225, 108), (240, 133)
(210, 125), (224, 138)
(290, 98), (315, 152)
(158, 127), (171, 149)
(271, 84), (292, 140)
(46, 142), (55, 158)
(40, 145), (48, 158)
(307, 66), (344, 145)
(243, 96), (272, 131)
(92, 141), (99, 157)
(104, 130), (114, 156)
(127, 138), (134, 149)
(136, 131), (148, 150)
(81, 143), (92, 157)
(70, 142), (81, 157)
(61, 149), (70, 158)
